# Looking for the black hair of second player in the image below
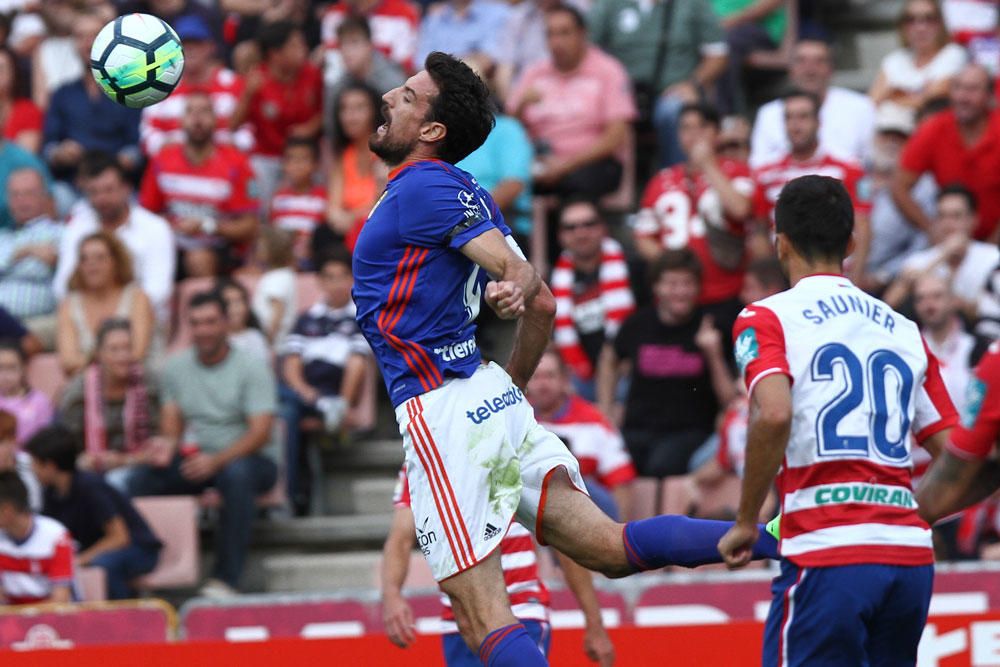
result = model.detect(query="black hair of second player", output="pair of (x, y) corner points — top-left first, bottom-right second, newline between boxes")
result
(423, 52), (495, 164)
(23, 425), (80, 473)
(775, 175), (854, 263)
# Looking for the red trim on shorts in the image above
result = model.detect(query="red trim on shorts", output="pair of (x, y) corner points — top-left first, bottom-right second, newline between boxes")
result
(778, 566), (805, 667)
(533, 465), (586, 546)
(406, 400), (466, 569)
(478, 624), (520, 663)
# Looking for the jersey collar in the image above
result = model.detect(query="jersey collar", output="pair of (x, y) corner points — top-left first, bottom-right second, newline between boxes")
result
(388, 158), (449, 182)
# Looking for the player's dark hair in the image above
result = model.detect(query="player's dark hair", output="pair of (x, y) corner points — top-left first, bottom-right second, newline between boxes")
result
(746, 257), (789, 291)
(332, 81), (381, 155)
(257, 20), (300, 57)
(188, 289), (228, 318)
(775, 175), (854, 263)
(284, 135), (319, 160)
(545, 3), (587, 30)
(317, 245), (353, 274)
(648, 248), (703, 288)
(423, 52), (495, 164)
(0, 470), (29, 513)
(679, 102), (721, 129)
(336, 15), (372, 41)
(936, 183), (978, 213)
(78, 150), (129, 183)
(781, 87), (821, 117)
(24, 425), (79, 474)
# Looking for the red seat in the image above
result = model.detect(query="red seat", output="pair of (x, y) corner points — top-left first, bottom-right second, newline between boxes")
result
(547, 588), (629, 629)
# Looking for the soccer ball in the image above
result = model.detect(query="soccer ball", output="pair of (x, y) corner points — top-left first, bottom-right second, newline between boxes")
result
(90, 13), (184, 109)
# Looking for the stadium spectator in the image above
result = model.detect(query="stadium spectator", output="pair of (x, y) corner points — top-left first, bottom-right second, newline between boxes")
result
(279, 251), (369, 515)
(597, 250), (738, 477)
(231, 21), (322, 212)
(53, 154), (175, 321)
(26, 425), (161, 600)
(589, 0), (727, 167)
(139, 14), (254, 156)
(976, 263), (1000, 340)
(551, 200), (634, 399)
(42, 11), (142, 202)
(753, 90), (873, 283)
(943, 0), (998, 46)
(0, 470), (72, 605)
(320, 82), (386, 254)
(323, 16), (405, 104)
(455, 81), (534, 240)
(750, 39), (877, 167)
(31, 2), (92, 111)
(528, 348), (636, 520)
(416, 0), (510, 71)
(0, 341), (53, 445)
(270, 137), (328, 270)
(56, 232), (155, 376)
(507, 4), (635, 198)
(894, 64), (1000, 241)
(711, 0), (789, 115)
(117, 0), (221, 48)
(0, 306), (40, 357)
(493, 0), (559, 102)
(249, 227), (297, 345)
(739, 257), (787, 305)
(126, 290), (279, 597)
(635, 103), (755, 337)
(139, 92), (258, 278)
(214, 278), (269, 361)
(865, 103), (934, 289)
(884, 185), (999, 312)
(320, 0), (420, 74)
(382, 468), (616, 665)
(717, 114), (751, 163)
(58, 318), (160, 494)
(0, 410), (42, 512)
(870, 0), (967, 125)
(0, 103), (49, 231)
(0, 169), (61, 345)
(0, 46), (42, 153)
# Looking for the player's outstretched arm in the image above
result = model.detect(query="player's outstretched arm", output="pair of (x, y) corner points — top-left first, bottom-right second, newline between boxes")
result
(719, 373), (791, 569)
(381, 507), (418, 649)
(460, 229), (556, 388)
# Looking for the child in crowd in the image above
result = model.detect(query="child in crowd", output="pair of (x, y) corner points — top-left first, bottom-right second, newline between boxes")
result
(0, 340), (53, 445)
(279, 249), (370, 515)
(215, 279), (270, 361)
(0, 470), (73, 605)
(270, 137), (329, 270)
(0, 410), (42, 511)
(26, 426), (161, 601)
(251, 227), (297, 345)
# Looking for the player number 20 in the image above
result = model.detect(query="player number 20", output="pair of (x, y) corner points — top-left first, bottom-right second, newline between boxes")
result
(810, 344), (914, 461)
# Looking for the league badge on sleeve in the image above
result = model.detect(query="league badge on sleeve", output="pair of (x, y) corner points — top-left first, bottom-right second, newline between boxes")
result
(735, 327), (759, 374)
(962, 378), (987, 428)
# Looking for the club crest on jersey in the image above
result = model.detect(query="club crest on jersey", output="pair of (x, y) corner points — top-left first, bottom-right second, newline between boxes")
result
(963, 378), (987, 428)
(735, 328), (759, 373)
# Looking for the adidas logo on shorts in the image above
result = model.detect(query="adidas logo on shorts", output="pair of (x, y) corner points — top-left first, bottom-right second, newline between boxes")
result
(483, 523), (502, 540)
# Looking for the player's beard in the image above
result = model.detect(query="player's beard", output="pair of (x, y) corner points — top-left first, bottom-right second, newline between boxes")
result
(369, 130), (416, 168)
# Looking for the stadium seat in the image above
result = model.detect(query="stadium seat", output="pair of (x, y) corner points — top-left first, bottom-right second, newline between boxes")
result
(547, 587), (629, 629)
(133, 495), (200, 590)
(634, 580), (772, 625)
(26, 353), (68, 403)
(77, 566), (107, 602)
(626, 477), (660, 521)
(371, 550), (436, 591)
(169, 277), (215, 351)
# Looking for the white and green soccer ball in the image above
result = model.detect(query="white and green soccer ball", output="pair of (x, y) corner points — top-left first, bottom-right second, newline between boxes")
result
(90, 13), (185, 109)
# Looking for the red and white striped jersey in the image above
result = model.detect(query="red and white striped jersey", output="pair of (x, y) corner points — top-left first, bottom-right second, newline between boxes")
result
(717, 397), (749, 477)
(948, 341), (1000, 461)
(944, 0), (998, 45)
(271, 184), (328, 263)
(0, 515), (74, 605)
(734, 274), (957, 567)
(537, 396), (636, 489)
(753, 151), (872, 225)
(393, 469), (549, 630)
(635, 159), (756, 305)
(321, 0), (420, 72)
(139, 67), (254, 156)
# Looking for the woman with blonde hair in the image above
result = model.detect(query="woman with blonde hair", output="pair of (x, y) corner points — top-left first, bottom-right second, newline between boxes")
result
(869, 0), (967, 118)
(56, 231), (154, 376)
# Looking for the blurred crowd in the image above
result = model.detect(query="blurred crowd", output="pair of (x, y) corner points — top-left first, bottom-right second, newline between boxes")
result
(0, 0), (999, 602)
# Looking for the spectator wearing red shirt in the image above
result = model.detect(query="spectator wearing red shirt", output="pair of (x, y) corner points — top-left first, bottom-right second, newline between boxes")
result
(139, 15), (253, 156)
(634, 103), (755, 337)
(140, 93), (258, 278)
(893, 63), (1000, 242)
(527, 348), (636, 520)
(0, 46), (42, 154)
(231, 21), (323, 213)
(321, 0), (421, 74)
(507, 4), (636, 199)
(753, 90), (873, 283)
(270, 138), (329, 270)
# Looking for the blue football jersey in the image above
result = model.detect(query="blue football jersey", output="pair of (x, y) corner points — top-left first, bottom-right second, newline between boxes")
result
(352, 160), (513, 407)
